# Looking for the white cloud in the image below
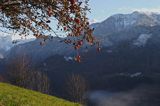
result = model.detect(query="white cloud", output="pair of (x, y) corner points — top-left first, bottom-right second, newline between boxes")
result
(89, 19), (99, 24)
(117, 7), (160, 13)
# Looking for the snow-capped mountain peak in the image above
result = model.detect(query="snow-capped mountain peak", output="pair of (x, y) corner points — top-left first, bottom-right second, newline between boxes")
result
(92, 11), (160, 36)
(91, 11), (160, 47)
(108, 11), (160, 28)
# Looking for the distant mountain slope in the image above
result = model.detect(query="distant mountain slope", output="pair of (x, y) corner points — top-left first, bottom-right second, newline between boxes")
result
(92, 11), (160, 35)
(0, 35), (12, 59)
(0, 34), (34, 59)
(37, 43), (160, 97)
(8, 38), (75, 62)
(92, 11), (160, 47)
(7, 11), (160, 62)
(0, 83), (80, 106)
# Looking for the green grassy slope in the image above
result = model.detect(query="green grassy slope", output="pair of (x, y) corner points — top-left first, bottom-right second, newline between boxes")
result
(0, 83), (80, 106)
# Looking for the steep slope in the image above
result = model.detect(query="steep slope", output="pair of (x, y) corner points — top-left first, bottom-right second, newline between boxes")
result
(0, 82), (80, 106)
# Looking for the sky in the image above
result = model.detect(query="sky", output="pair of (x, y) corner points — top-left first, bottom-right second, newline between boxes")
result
(88, 0), (160, 22)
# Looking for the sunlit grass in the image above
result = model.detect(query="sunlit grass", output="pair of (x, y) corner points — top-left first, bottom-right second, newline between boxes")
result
(0, 83), (80, 106)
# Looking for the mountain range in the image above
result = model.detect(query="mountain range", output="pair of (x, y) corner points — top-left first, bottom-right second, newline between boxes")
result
(3, 11), (160, 61)
(92, 11), (160, 46)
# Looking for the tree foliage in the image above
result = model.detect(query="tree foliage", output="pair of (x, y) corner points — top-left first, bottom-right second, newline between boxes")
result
(0, 0), (99, 62)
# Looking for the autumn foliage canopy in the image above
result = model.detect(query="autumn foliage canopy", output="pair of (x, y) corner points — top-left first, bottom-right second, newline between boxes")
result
(0, 0), (99, 62)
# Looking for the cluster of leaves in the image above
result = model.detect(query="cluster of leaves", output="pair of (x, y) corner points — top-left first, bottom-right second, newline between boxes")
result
(0, 0), (100, 62)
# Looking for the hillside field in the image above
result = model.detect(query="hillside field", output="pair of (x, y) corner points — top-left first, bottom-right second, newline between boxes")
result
(0, 83), (80, 106)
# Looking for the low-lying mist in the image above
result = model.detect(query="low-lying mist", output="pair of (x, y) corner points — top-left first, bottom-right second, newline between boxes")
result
(86, 84), (160, 106)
